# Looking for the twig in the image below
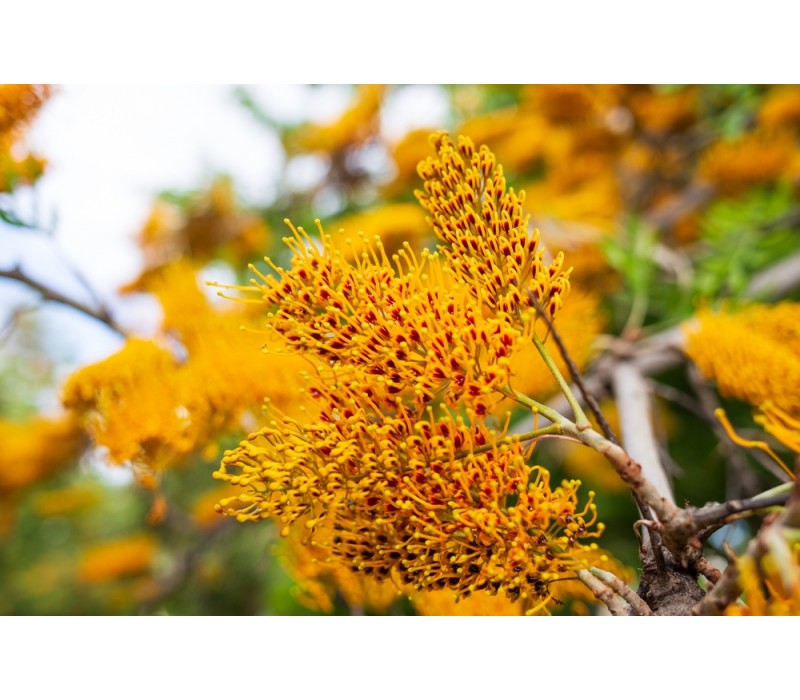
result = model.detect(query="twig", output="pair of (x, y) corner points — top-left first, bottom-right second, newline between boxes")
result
(576, 569), (629, 616)
(691, 557), (742, 615)
(531, 294), (618, 443)
(692, 491), (791, 531)
(589, 567), (653, 616)
(694, 556), (722, 584)
(0, 265), (125, 337)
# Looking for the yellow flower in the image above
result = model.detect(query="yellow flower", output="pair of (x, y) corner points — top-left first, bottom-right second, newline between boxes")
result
(758, 86), (800, 131)
(78, 534), (158, 583)
(63, 338), (189, 468)
(0, 84), (52, 193)
(0, 415), (81, 496)
(215, 401), (603, 612)
(65, 262), (309, 471)
(416, 132), (572, 319)
(288, 84), (385, 154)
(698, 130), (795, 195)
(685, 302), (800, 416)
(216, 132), (603, 614)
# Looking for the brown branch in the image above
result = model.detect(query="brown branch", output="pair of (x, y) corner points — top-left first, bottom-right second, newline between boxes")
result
(0, 265), (125, 337)
(691, 558), (742, 615)
(694, 556), (722, 584)
(693, 492), (791, 532)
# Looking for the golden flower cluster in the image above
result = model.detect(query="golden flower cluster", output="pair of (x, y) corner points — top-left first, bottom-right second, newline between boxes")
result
(213, 133), (608, 613)
(416, 133), (571, 319)
(63, 262), (307, 471)
(215, 400), (603, 612)
(0, 84), (52, 193)
(685, 302), (800, 416)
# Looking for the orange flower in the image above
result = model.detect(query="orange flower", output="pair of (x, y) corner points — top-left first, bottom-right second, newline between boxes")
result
(699, 130), (794, 195)
(78, 534), (157, 583)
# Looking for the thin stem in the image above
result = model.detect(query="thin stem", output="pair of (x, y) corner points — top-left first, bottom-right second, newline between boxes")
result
(500, 386), (565, 425)
(528, 293), (617, 442)
(532, 334), (591, 430)
(457, 423), (564, 459)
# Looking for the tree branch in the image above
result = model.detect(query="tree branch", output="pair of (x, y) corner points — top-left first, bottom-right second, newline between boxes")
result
(589, 567), (653, 615)
(577, 569), (629, 615)
(0, 265), (125, 337)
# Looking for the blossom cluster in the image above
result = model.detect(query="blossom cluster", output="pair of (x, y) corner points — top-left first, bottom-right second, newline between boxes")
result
(214, 134), (606, 612)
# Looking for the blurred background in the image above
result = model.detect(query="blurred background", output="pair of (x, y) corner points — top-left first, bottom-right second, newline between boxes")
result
(2, 84), (799, 615)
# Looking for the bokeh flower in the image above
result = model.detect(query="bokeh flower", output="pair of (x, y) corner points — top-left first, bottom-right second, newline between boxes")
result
(685, 302), (800, 415)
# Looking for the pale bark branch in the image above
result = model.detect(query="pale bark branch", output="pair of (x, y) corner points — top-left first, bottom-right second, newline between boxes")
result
(589, 567), (653, 616)
(577, 569), (629, 616)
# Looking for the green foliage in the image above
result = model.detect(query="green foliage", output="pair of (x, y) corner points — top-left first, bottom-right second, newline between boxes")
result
(693, 186), (800, 301)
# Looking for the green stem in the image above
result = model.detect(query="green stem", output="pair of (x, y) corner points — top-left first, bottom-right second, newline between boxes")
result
(500, 386), (565, 425)
(532, 334), (591, 429)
